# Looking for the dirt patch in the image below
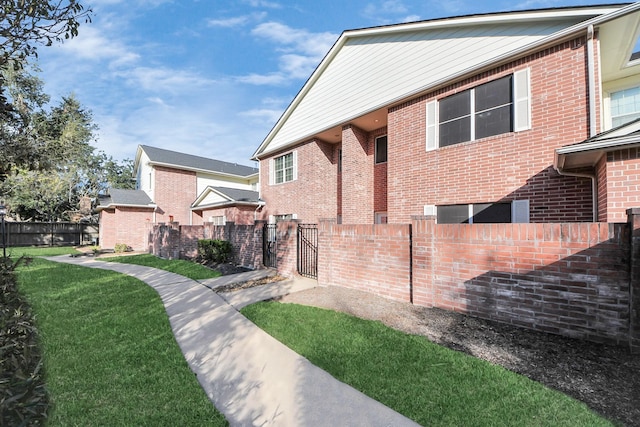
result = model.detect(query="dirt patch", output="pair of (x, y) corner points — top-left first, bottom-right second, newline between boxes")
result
(277, 285), (640, 427)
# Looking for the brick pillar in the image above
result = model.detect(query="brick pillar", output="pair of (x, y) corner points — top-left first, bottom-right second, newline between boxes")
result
(411, 215), (436, 307)
(627, 208), (640, 353)
(342, 124), (373, 224)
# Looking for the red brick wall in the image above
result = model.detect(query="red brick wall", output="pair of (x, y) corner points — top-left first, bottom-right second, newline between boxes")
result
(260, 140), (337, 224)
(318, 221), (412, 302)
(597, 154), (608, 222)
(154, 166), (197, 225)
(317, 218), (631, 345)
(342, 125), (374, 224)
(206, 222), (265, 269)
(601, 148), (640, 222)
(99, 207), (153, 250)
(411, 218), (630, 344)
(387, 38), (594, 223)
(200, 205), (258, 225)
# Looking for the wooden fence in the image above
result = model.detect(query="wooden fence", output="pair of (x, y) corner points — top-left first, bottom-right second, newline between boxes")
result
(2, 222), (99, 247)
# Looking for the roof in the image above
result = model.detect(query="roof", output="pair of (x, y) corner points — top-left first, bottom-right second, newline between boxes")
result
(555, 118), (640, 170)
(97, 189), (156, 211)
(136, 145), (259, 178)
(252, 3), (639, 160)
(191, 186), (262, 210)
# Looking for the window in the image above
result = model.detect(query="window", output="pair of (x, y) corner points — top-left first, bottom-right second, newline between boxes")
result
(270, 152), (297, 185)
(375, 135), (387, 164)
(209, 215), (226, 225)
(270, 214), (296, 223)
(338, 149), (342, 173)
(434, 201), (529, 224)
(426, 69), (531, 150)
(611, 86), (640, 127)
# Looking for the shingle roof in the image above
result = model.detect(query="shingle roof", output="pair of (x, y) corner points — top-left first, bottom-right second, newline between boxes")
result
(98, 189), (155, 209)
(213, 187), (260, 203)
(141, 145), (258, 177)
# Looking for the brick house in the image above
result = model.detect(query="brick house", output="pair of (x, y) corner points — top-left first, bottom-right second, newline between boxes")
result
(97, 145), (260, 250)
(252, 3), (640, 226)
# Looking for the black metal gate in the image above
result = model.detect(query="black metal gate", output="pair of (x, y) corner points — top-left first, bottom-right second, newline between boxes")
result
(297, 224), (318, 279)
(263, 224), (277, 268)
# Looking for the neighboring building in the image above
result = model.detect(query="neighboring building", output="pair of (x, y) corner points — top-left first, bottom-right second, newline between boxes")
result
(97, 145), (260, 250)
(252, 3), (640, 225)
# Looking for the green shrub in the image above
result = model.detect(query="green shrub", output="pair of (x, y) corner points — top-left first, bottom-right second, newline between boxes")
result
(197, 239), (233, 264)
(114, 243), (131, 253)
(0, 257), (48, 426)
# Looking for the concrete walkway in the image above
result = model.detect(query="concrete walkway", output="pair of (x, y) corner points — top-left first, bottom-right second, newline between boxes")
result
(46, 255), (421, 427)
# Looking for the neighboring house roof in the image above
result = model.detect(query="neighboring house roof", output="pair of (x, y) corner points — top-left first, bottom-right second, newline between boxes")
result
(136, 145), (259, 178)
(191, 186), (262, 210)
(555, 118), (640, 170)
(96, 189), (156, 211)
(252, 3), (640, 160)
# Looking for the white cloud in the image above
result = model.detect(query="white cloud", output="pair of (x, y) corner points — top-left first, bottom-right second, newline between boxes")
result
(207, 12), (267, 28)
(242, 0), (282, 9)
(240, 108), (283, 124)
(116, 67), (215, 93)
(240, 22), (337, 85)
(55, 26), (139, 66)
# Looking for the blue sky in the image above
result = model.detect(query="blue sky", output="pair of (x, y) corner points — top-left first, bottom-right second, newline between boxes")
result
(35, 0), (618, 166)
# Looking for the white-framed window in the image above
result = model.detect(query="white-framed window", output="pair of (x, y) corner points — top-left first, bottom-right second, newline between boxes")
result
(611, 86), (640, 127)
(375, 212), (388, 224)
(269, 151), (297, 185)
(269, 213), (297, 223)
(209, 215), (226, 225)
(425, 200), (529, 224)
(375, 135), (387, 164)
(426, 68), (531, 150)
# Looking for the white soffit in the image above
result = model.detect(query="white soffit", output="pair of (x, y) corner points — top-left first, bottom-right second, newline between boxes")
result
(257, 11), (614, 157)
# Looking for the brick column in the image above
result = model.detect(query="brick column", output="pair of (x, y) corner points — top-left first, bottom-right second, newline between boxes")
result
(341, 124), (373, 224)
(411, 215), (436, 307)
(627, 208), (640, 353)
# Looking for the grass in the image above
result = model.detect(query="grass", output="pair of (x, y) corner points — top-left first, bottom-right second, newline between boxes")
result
(105, 253), (221, 280)
(7, 246), (80, 257)
(241, 302), (613, 427)
(17, 257), (228, 426)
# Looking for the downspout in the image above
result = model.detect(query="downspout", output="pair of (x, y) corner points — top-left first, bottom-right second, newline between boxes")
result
(587, 24), (596, 138)
(554, 25), (598, 222)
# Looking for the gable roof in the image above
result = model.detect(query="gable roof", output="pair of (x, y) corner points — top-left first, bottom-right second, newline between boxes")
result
(136, 145), (259, 178)
(252, 3), (638, 160)
(191, 186), (261, 209)
(96, 189), (156, 211)
(555, 118), (640, 170)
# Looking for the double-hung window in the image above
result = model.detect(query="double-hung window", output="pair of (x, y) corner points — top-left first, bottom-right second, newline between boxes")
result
(427, 68), (531, 150)
(610, 86), (640, 127)
(270, 151), (297, 185)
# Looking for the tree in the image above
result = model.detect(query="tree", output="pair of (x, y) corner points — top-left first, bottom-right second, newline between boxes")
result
(0, 0), (92, 67)
(1, 92), (134, 222)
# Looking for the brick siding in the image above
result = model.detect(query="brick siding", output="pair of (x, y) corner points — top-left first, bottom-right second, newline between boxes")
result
(600, 148), (640, 222)
(388, 38), (595, 223)
(260, 140), (337, 224)
(99, 207), (153, 250)
(153, 166), (197, 225)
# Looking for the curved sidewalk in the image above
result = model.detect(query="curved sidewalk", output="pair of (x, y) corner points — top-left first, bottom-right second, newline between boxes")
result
(47, 255), (421, 427)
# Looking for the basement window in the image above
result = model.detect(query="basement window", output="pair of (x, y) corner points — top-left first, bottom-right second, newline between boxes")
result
(435, 201), (529, 224)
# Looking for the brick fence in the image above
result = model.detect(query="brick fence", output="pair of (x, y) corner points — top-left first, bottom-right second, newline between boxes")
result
(149, 212), (640, 352)
(149, 220), (299, 273)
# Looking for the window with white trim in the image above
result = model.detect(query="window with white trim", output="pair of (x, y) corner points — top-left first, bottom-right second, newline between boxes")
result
(426, 69), (531, 150)
(270, 151), (297, 185)
(209, 215), (226, 225)
(429, 200), (529, 224)
(611, 86), (640, 127)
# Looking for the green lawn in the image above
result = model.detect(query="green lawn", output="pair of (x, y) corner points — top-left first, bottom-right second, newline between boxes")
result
(105, 253), (221, 280)
(17, 257), (227, 426)
(7, 246), (80, 257)
(241, 302), (613, 427)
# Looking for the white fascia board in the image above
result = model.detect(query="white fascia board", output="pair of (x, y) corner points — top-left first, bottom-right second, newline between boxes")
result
(192, 186), (233, 207)
(148, 161), (256, 179)
(556, 134), (640, 155)
(252, 3), (637, 160)
(96, 202), (157, 212)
